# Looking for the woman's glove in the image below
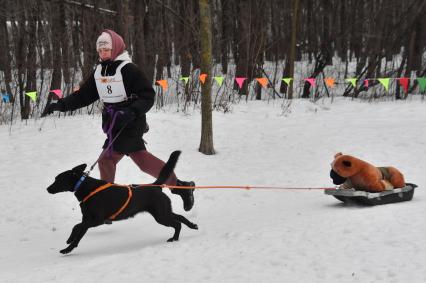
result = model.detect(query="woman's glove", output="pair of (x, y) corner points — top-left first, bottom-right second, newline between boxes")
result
(41, 102), (63, 117)
(113, 109), (136, 131)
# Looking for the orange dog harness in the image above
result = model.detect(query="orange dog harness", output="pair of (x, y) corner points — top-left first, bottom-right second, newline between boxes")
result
(81, 183), (133, 220)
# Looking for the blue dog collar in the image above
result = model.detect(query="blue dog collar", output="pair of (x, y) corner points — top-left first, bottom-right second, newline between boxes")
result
(73, 173), (88, 192)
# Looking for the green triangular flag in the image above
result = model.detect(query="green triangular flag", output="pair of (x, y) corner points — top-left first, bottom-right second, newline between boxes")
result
(282, 78), (293, 85)
(180, 77), (189, 85)
(214, 76), (224, 86)
(378, 78), (390, 92)
(345, 78), (357, 87)
(417, 78), (426, 93)
(26, 91), (37, 102)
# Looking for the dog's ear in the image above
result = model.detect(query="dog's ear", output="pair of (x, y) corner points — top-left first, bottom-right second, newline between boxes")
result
(72, 164), (87, 173)
(342, 160), (352, 167)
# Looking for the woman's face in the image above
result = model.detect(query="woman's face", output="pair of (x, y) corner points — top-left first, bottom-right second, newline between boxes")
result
(98, 48), (112, 61)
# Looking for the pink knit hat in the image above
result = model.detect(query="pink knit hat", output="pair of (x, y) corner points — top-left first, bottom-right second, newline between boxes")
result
(96, 29), (126, 60)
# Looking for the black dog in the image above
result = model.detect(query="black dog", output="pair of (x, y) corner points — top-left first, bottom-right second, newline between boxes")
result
(47, 150), (198, 254)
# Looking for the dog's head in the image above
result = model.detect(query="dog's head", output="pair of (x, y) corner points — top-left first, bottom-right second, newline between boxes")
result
(46, 164), (87, 194)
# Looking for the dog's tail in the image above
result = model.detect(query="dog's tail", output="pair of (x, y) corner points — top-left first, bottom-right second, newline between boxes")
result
(153, 150), (181, 185)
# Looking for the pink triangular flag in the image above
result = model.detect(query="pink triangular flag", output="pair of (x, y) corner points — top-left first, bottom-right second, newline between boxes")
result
(304, 78), (316, 87)
(235, 77), (247, 89)
(50, 89), (63, 98)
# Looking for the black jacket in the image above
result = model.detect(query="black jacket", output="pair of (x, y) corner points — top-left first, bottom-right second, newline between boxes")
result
(57, 60), (155, 154)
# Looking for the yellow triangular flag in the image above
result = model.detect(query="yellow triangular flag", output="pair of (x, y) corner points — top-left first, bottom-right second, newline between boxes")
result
(345, 78), (357, 87)
(378, 78), (390, 92)
(180, 77), (189, 85)
(255, 78), (268, 88)
(282, 78), (293, 85)
(156, 80), (168, 91)
(26, 91), (37, 102)
(214, 76), (224, 86)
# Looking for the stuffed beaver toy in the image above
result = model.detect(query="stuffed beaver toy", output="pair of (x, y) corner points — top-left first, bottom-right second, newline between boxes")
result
(330, 152), (405, 192)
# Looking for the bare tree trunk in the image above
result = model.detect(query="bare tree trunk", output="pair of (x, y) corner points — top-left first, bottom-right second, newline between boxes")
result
(198, 0), (215, 155)
(116, 0), (130, 47)
(0, 3), (14, 102)
(234, 0), (250, 95)
(25, 1), (38, 116)
(133, 0), (147, 69)
(47, 0), (64, 107)
(142, 0), (156, 82)
(284, 0), (300, 99)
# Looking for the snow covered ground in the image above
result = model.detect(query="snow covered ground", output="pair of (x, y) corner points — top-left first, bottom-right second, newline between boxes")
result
(1, 97), (426, 283)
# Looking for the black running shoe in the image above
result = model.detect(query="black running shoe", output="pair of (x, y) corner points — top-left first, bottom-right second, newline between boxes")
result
(172, 179), (195, 211)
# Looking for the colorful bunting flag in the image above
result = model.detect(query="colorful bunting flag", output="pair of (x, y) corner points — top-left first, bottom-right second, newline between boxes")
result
(416, 78), (426, 93)
(255, 78), (268, 88)
(235, 77), (247, 89)
(214, 76), (224, 86)
(378, 78), (390, 92)
(304, 78), (316, 87)
(156, 80), (168, 91)
(1, 93), (10, 103)
(199, 73), (207, 84)
(50, 89), (63, 98)
(324, 78), (335, 88)
(346, 78), (357, 87)
(364, 79), (369, 88)
(180, 77), (189, 85)
(282, 78), (293, 86)
(397, 78), (409, 93)
(26, 91), (37, 102)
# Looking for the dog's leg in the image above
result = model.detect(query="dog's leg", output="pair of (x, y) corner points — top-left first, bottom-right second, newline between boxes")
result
(172, 213), (198, 230)
(167, 222), (181, 242)
(150, 212), (182, 242)
(60, 222), (90, 254)
(66, 223), (83, 244)
(60, 217), (104, 254)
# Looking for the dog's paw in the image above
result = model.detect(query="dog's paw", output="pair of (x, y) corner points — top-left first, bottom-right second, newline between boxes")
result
(59, 248), (72, 255)
(60, 246), (74, 254)
(189, 223), (198, 230)
(167, 237), (179, 242)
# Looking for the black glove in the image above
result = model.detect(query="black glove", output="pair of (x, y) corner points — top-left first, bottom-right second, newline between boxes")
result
(41, 102), (63, 117)
(330, 169), (347, 185)
(113, 109), (136, 131)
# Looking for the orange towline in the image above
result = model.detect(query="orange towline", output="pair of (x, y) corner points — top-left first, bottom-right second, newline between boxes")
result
(134, 184), (337, 190)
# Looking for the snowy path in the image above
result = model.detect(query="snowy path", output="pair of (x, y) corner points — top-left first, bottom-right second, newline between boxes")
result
(1, 98), (425, 283)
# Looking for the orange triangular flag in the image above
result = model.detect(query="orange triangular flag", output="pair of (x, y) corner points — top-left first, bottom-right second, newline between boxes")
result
(156, 80), (168, 91)
(324, 78), (335, 88)
(255, 78), (268, 88)
(199, 74), (207, 84)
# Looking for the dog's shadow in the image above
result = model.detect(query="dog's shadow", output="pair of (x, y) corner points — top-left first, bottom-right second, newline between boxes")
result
(61, 221), (199, 257)
(62, 232), (164, 257)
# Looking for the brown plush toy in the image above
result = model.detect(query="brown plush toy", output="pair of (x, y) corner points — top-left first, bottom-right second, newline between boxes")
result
(330, 152), (406, 192)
